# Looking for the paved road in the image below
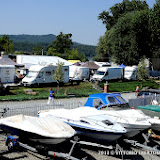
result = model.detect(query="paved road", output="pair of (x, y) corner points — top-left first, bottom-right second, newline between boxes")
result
(0, 92), (136, 109)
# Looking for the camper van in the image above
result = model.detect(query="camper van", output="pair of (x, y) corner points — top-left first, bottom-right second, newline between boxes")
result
(0, 65), (15, 92)
(22, 64), (69, 86)
(69, 65), (89, 82)
(91, 67), (123, 82)
(124, 66), (137, 80)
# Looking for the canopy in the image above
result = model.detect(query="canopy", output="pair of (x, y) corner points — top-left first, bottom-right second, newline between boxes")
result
(81, 61), (100, 70)
(119, 64), (126, 68)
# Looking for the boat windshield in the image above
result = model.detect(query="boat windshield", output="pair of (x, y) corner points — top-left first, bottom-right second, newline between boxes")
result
(96, 71), (105, 75)
(26, 71), (38, 78)
(107, 96), (119, 103)
(115, 96), (126, 103)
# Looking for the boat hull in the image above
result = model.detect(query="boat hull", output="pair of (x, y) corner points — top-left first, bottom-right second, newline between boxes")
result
(70, 125), (123, 143)
(0, 124), (68, 145)
(119, 123), (150, 138)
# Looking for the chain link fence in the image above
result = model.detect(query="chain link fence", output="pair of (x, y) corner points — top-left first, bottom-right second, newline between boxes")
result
(129, 95), (160, 108)
(0, 99), (86, 118)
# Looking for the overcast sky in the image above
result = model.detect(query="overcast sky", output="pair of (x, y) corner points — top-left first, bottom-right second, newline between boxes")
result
(0, 0), (155, 46)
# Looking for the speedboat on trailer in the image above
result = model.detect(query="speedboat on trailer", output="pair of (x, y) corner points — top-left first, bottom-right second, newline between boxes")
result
(38, 107), (127, 143)
(84, 93), (151, 138)
(103, 109), (151, 138)
(0, 114), (76, 145)
(138, 105), (160, 132)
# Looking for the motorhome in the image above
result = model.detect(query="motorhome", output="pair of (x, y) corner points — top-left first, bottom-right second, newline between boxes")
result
(91, 67), (123, 82)
(124, 66), (137, 80)
(0, 65), (15, 92)
(69, 65), (89, 82)
(22, 64), (69, 86)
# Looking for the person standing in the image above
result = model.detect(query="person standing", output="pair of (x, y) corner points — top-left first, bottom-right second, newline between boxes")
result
(47, 88), (55, 105)
(135, 85), (140, 97)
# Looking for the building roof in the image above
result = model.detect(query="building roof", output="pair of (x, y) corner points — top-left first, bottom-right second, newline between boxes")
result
(81, 61), (100, 70)
(0, 58), (24, 67)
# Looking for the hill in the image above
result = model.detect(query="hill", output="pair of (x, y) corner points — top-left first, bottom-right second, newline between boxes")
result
(0, 34), (97, 59)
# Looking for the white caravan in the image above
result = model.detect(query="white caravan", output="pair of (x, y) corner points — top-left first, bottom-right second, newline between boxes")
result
(124, 66), (137, 80)
(69, 65), (89, 81)
(0, 65), (15, 92)
(22, 64), (69, 86)
(91, 67), (123, 82)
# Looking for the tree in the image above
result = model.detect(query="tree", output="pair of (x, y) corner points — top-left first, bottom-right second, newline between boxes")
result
(96, 0), (156, 65)
(149, 0), (160, 57)
(98, 0), (148, 30)
(0, 35), (14, 54)
(53, 61), (64, 93)
(67, 49), (88, 62)
(49, 32), (73, 54)
(137, 59), (149, 80)
(33, 45), (43, 55)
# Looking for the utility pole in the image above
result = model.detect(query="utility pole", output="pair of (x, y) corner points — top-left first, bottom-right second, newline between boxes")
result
(42, 48), (43, 56)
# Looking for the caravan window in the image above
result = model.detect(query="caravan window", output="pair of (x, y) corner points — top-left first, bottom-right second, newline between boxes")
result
(38, 72), (43, 78)
(46, 71), (51, 76)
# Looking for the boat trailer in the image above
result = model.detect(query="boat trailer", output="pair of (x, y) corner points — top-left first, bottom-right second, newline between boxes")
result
(5, 135), (82, 160)
(123, 130), (160, 152)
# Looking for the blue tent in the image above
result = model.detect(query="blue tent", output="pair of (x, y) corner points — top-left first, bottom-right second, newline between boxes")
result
(119, 64), (126, 68)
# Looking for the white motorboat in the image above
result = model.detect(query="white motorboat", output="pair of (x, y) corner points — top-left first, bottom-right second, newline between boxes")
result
(138, 105), (160, 131)
(0, 114), (76, 145)
(38, 107), (127, 143)
(103, 109), (151, 138)
(83, 93), (151, 138)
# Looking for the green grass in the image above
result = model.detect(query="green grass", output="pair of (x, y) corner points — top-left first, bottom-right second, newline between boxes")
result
(0, 82), (99, 101)
(0, 80), (159, 101)
(99, 80), (159, 92)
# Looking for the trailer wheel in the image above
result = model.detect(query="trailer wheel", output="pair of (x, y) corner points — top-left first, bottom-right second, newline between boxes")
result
(7, 139), (15, 151)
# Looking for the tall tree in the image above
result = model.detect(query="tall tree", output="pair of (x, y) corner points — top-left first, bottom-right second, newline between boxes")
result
(96, 0), (155, 65)
(98, 0), (148, 30)
(49, 32), (73, 54)
(53, 61), (64, 94)
(0, 35), (14, 54)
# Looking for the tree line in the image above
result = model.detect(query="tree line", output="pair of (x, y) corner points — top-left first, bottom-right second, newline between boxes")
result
(95, 0), (160, 65)
(0, 34), (96, 61)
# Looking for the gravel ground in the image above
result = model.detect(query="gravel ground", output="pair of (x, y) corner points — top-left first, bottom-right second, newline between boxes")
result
(0, 92), (160, 160)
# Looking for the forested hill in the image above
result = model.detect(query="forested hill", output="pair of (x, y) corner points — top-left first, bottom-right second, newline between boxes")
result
(8, 34), (57, 43)
(0, 34), (97, 59)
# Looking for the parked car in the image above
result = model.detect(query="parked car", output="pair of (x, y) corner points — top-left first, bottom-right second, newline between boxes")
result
(137, 89), (160, 97)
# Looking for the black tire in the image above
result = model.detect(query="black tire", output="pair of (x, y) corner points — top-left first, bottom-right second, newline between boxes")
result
(7, 139), (15, 151)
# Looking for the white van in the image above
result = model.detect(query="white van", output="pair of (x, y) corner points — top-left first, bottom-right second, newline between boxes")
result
(124, 66), (137, 80)
(69, 65), (89, 81)
(91, 67), (123, 82)
(22, 64), (69, 86)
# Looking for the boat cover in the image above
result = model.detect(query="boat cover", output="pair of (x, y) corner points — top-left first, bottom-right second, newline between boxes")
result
(0, 114), (75, 138)
(138, 105), (160, 112)
(39, 107), (112, 121)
